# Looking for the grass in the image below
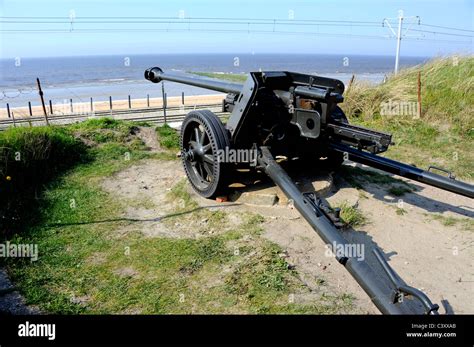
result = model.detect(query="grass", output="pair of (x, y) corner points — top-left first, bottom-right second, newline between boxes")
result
(156, 124), (180, 150)
(395, 208), (407, 216)
(339, 165), (414, 192)
(1, 118), (355, 314)
(340, 56), (474, 180)
(333, 201), (367, 228)
(0, 117), (177, 237)
(167, 179), (198, 211)
(0, 126), (89, 237)
(6, 180), (351, 313)
(428, 214), (474, 231)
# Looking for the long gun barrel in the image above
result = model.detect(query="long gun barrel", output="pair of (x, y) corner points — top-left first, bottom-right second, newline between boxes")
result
(144, 67), (342, 103)
(145, 67), (243, 94)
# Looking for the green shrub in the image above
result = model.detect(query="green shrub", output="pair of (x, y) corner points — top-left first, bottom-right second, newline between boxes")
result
(156, 124), (180, 150)
(0, 126), (87, 236)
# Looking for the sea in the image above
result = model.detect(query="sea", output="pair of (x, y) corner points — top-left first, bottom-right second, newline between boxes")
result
(0, 54), (429, 108)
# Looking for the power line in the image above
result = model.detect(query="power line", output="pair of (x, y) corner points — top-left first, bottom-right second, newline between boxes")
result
(420, 23), (474, 33)
(410, 28), (474, 38)
(0, 27), (391, 38)
(2, 16), (472, 31)
(0, 27), (470, 45)
(0, 20), (383, 28)
(404, 37), (472, 44)
(0, 16), (382, 24)
(0, 15), (471, 47)
(2, 16), (471, 38)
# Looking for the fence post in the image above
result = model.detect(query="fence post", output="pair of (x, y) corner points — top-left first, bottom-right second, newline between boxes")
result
(6, 103), (11, 118)
(90, 97), (93, 112)
(109, 96), (112, 110)
(417, 71), (422, 118)
(162, 82), (167, 124)
(36, 78), (50, 125)
(181, 92), (185, 105)
(128, 95), (131, 109)
(147, 94), (150, 108)
(163, 92), (167, 124)
(28, 101), (33, 116)
(347, 74), (355, 93)
(49, 100), (53, 115)
(11, 111), (16, 127)
(70, 99), (73, 113)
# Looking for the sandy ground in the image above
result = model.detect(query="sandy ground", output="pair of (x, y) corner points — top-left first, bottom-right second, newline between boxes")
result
(0, 94), (224, 119)
(99, 157), (473, 314)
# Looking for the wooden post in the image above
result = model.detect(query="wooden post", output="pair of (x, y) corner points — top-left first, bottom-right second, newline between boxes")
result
(181, 92), (185, 105)
(162, 83), (167, 124)
(28, 101), (32, 116)
(417, 71), (422, 118)
(147, 94), (150, 108)
(11, 111), (16, 127)
(49, 100), (53, 115)
(164, 92), (168, 124)
(70, 99), (73, 113)
(347, 74), (355, 92)
(109, 96), (112, 110)
(90, 97), (93, 112)
(6, 103), (11, 118)
(36, 78), (50, 125)
(128, 95), (131, 109)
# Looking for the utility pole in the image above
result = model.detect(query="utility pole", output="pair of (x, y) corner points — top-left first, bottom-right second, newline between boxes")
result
(394, 13), (403, 74)
(383, 11), (421, 74)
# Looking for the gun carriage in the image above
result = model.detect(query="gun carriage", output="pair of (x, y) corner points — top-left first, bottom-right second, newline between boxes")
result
(145, 66), (474, 314)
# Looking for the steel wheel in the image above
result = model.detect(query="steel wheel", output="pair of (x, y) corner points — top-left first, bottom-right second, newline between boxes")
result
(180, 110), (231, 198)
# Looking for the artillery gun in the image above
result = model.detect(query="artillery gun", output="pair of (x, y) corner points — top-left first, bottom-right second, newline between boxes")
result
(145, 66), (474, 315)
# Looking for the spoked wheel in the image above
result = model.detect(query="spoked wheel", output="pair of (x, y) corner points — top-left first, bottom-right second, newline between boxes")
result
(180, 110), (231, 198)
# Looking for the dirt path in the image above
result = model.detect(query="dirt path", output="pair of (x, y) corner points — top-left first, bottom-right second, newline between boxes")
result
(101, 159), (473, 314)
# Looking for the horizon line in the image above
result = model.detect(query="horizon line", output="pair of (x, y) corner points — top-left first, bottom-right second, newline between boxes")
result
(0, 52), (448, 60)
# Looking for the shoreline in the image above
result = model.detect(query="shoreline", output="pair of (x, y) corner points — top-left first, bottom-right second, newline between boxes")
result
(0, 71), (387, 111)
(0, 94), (224, 119)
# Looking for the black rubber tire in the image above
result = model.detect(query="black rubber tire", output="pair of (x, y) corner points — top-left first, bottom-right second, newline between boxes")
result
(180, 110), (231, 198)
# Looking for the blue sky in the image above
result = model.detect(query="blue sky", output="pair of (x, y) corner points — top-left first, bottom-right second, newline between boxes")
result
(0, 0), (472, 58)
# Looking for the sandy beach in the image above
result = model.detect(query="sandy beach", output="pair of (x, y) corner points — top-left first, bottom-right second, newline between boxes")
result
(0, 94), (225, 120)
